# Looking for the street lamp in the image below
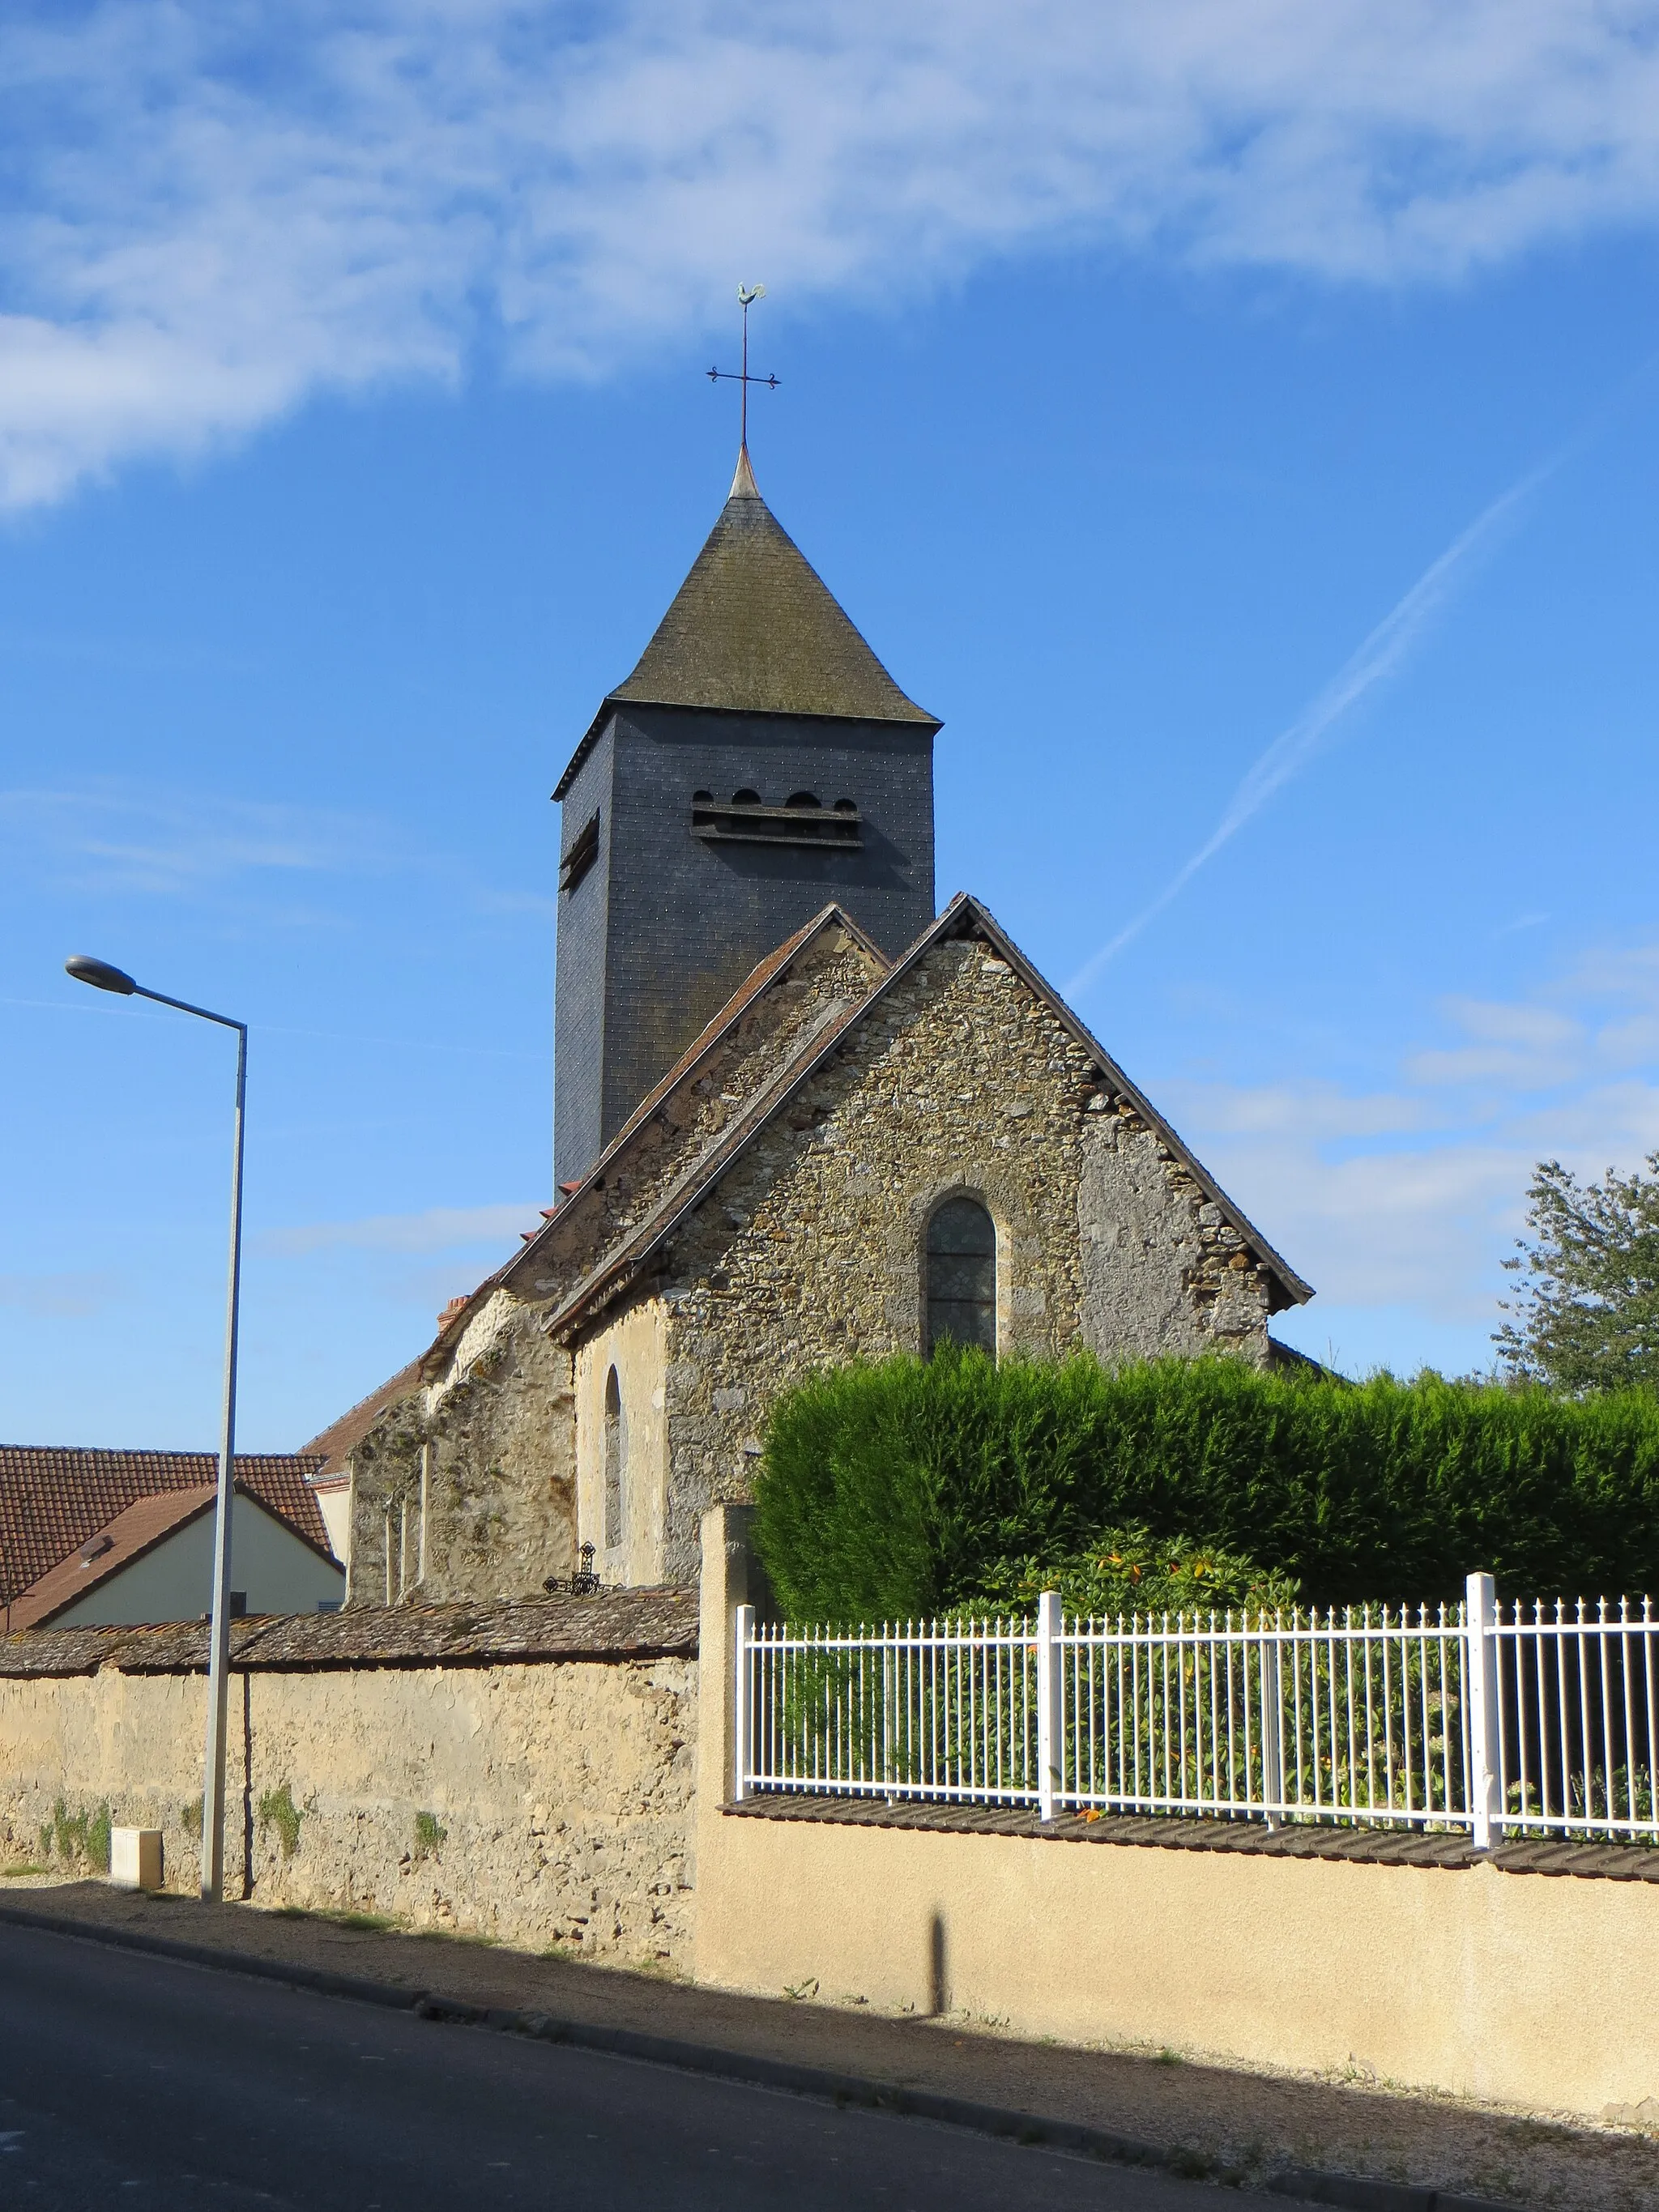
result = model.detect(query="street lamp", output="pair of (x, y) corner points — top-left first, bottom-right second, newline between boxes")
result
(66, 954), (247, 1903)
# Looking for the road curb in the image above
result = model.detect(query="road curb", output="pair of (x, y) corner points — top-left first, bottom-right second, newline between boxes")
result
(0, 1899), (1526, 2212)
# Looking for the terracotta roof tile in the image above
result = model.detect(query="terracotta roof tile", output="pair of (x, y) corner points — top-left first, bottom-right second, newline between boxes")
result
(0, 1447), (330, 1606)
(6, 1485), (218, 1631)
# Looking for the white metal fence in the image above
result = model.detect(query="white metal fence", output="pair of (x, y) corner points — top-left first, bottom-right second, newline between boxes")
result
(734, 1576), (1658, 1847)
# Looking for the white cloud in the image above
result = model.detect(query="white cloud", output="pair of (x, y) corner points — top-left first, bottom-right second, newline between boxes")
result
(1405, 995), (1585, 1089)
(1171, 939), (1659, 1332)
(0, 1271), (122, 1318)
(3, 1), (1659, 504)
(0, 787), (386, 897)
(262, 1204), (542, 1257)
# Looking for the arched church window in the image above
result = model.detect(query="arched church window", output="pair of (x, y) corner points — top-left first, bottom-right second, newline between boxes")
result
(925, 1196), (997, 1357)
(603, 1366), (625, 1549)
(785, 791), (821, 809)
(731, 788), (761, 808)
(834, 797), (857, 812)
(692, 788), (714, 803)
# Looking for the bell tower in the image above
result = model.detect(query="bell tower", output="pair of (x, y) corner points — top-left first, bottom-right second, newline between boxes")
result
(552, 450), (939, 1187)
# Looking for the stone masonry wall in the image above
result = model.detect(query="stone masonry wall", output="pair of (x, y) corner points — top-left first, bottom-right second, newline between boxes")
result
(348, 1298), (577, 1608)
(633, 934), (1276, 1580)
(0, 1617), (696, 1966)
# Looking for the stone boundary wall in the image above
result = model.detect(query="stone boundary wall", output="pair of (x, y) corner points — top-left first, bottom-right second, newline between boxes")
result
(0, 1594), (698, 1967)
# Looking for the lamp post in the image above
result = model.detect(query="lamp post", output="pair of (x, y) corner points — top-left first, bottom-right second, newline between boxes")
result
(66, 954), (246, 1903)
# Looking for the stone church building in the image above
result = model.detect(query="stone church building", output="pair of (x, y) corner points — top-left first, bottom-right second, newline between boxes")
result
(333, 451), (1311, 1606)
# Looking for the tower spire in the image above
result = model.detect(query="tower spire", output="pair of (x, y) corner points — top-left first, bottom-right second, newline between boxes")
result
(707, 283), (778, 466)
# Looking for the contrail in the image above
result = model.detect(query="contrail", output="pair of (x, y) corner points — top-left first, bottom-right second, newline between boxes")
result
(1063, 459), (1553, 1003)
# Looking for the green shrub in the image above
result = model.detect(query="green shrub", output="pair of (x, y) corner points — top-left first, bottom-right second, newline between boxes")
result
(964, 1524), (1299, 1619)
(754, 1349), (1659, 1621)
(412, 1810), (447, 1861)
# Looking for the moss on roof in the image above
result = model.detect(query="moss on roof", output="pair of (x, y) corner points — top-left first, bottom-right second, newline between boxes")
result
(556, 454), (936, 797)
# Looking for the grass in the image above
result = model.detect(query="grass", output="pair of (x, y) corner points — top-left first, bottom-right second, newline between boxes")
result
(1, 1861), (46, 1878)
(270, 1904), (402, 1933)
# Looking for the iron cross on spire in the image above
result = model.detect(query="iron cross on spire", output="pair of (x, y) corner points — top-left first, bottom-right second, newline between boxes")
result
(707, 283), (779, 454)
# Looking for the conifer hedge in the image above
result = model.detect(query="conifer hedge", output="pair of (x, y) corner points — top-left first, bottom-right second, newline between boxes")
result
(752, 1349), (1659, 1622)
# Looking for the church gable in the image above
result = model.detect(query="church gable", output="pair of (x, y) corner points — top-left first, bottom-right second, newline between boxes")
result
(552, 897), (1311, 1583)
(509, 904), (889, 1318)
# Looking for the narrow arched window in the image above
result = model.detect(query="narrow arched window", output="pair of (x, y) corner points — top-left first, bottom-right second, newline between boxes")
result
(926, 1197), (996, 1356)
(603, 1366), (625, 1549)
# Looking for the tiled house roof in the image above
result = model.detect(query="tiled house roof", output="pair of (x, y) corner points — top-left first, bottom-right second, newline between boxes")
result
(5, 1481), (340, 1633)
(0, 1447), (331, 1605)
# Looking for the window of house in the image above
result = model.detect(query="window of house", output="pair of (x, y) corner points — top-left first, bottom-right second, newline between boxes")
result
(603, 1366), (625, 1549)
(925, 1196), (997, 1356)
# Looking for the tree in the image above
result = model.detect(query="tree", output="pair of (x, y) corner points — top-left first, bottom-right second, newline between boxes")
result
(1495, 1153), (1659, 1393)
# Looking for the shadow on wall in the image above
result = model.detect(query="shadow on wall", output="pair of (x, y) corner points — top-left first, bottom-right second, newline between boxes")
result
(929, 1908), (949, 2018)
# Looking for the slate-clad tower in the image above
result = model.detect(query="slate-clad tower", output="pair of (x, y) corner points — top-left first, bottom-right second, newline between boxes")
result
(552, 451), (940, 1186)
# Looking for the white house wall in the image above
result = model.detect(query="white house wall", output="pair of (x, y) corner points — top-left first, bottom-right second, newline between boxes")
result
(49, 1495), (344, 1626)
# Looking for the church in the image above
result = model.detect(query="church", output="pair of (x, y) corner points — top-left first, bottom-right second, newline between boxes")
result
(329, 448), (1312, 1605)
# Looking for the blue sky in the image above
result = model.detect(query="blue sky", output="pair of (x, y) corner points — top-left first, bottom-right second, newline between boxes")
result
(3, 2), (1659, 1450)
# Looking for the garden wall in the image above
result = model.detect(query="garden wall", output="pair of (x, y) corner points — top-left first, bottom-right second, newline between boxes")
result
(693, 1506), (1659, 2123)
(0, 1592), (697, 1967)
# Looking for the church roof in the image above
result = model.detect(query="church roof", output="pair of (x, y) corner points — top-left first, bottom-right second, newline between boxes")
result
(541, 895), (1314, 1341)
(553, 453), (938, 801)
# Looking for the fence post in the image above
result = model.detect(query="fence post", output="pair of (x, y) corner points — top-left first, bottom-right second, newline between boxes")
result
(733, 1603), (755, 1801)
(1465, 1571), (1499, 1851)
(1260, 1630), (1285, 1831)
(1037, 1590), (1062, 1820)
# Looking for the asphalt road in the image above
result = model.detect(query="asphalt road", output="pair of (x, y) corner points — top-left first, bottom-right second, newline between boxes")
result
(0, 1920), (1281, 2211)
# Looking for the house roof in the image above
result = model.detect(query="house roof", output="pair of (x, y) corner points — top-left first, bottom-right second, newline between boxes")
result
(542, 893), (1314, 1340)
(300, 1359), (424, 1480)
(0, 1447), (332, 1608)
(554, 453), (938, 801)
(4, 1481), (341, 1633)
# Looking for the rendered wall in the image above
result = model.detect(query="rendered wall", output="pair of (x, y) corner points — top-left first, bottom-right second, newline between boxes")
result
(691, 1506), (1659, 2123)
(695, 1809), (1657, 2119)
(0, 1649), (695, 1966)
(574, 1299), (670, 1586)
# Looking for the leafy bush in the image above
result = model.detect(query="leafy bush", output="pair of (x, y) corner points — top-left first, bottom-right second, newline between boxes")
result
(963, 1524), (1300, 1620)
(753, 1349), (1659, 1622)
